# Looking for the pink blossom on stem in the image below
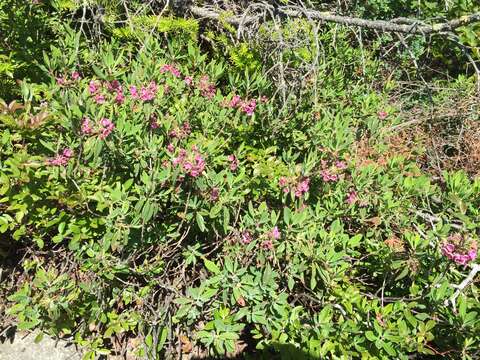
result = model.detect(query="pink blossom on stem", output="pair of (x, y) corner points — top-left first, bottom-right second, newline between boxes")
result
(106, 80), (120, 92)
(227, 155), (238, 171)
(229, 95), (241, 108)
(271, 226), (281, 240)
(99, 118), (114, 140)
(160, 64), (181, 77)
(210, 187), (220, 202)
(167, 143), (175, 153)
(81, 117), (92, 135)
(114, 89), (125, 104)
(346, 190), (357, 205)
(262, 240), (273, 250)
(295, 178), (310, 198)
(46, 148), (73, 166)
(198, 75), (216, 99)
(62, 148), (74, 158)
(335, 161), (347, 170)
(241, 99), (256, 116)
(94, 94), (105, 104)
(71, 71), (81, 81)
(378, 111), (388, 120)
(129, 85), (139, 99)
(184, 76), (193, 86)
(278, 177), (288, 187)
(241, 231), (252, 244)
(56, 77), (66, 86)
(88, 80), (99, 95)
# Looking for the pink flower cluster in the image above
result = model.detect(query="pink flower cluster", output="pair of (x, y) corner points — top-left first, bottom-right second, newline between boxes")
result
(346, 190), (357, 205)
(160, 64), (181, 78)
(168, 122), (191, 139)
(198, 75), (216, 99)
(130, 81), (158, 102)
(56, 71), (81, 86)
(441, 235), (477, 266)
(99, 118), (115, 139)
(171, 147), (206, 178)
(227, 155), (238, 171)
(46, 148), (74, 166)
(241, 99), (257, 116)
(278, 176), (310, 198)
(238, 226), (280, 250)
(241, 231), (252, 244)
(378, 111), (388, 120)
(320, 160), (348, 182)
(210, 187), (220, 202)
(81, 117), (115, 139)
(226, 94), (257, 116)
(88, 80), (124, 105)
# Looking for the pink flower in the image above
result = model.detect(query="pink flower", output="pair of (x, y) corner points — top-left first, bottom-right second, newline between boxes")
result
(210, 188), (220, 202)
(184, 76), (193, 86)
(468, 249), (477, 261)
(56, 77), (66, 86)
(262, 240), (273, 250)
(46, 148), (73, 166)
(160, 64), (181, 77)
(335, 161), (347, 170)
(321, 169), (338, 182)
(81, 117), (92, 134)
(71, 71), (81, 81)
(129, 85), (139, 99)
(227, 155), (238, 171)
(182, 122), (191, 134)
(453, 254), (470, 266)
(106, 80), (120, 92)
(139, 81), (157, 101)
(278, 177), (288, 187)
(441, 243), (455, 256)
(198, 75), (216, 99)
(114, 90), (125, 104)
(167, 143), (175, 153)
(88, 80), (99, 95)
(346, 190), (357, 205)
(241, 231), (252, 244)
(99, 118), (114, 140)
(241, 99), (256, 116)
(378, 111), (388, 120)
(94, 93), (105, 104)
(229, 95), (241, 108)
(150, 115), (159, 129)
(62, 148), (74, 158)
(295, 178), (310, 198)
(183, 162), (193, 171)
(271, 226), (280, 240)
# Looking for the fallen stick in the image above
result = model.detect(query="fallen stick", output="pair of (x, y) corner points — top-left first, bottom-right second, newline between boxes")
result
(189, 5), (480, 35)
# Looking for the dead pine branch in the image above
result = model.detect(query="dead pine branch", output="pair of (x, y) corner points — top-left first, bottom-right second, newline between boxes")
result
(445, 263), (480, 312)
(188, 5), (480, 35)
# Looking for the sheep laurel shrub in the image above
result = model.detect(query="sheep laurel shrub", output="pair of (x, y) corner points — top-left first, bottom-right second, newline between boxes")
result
(1, 31), (480, 359)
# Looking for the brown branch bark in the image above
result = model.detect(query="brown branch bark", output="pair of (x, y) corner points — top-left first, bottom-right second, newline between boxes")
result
(189, 5), (480, 34)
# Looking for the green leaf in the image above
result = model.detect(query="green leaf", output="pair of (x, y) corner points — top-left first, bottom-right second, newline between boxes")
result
(196, 213), (206, 232)
(34, 332), (44, 344)
(203, 257), (220, 274)
(365, 331), (376, 342)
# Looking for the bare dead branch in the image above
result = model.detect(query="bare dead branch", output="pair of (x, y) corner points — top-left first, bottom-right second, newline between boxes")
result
(189, 5), (480, 35)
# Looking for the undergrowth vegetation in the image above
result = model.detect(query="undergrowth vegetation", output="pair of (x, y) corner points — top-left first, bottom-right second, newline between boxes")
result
(1, 1), (480, 359)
